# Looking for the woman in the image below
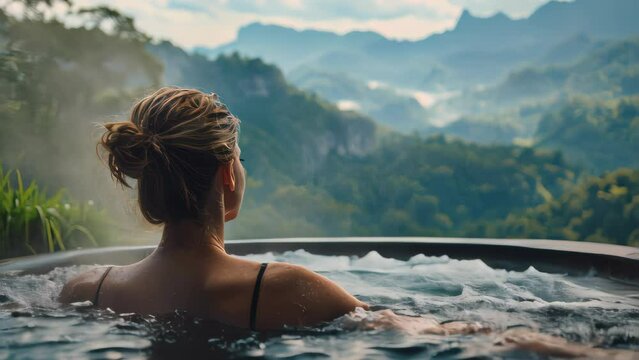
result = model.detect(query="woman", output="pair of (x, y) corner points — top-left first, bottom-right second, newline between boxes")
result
(59, 87), (370, 331)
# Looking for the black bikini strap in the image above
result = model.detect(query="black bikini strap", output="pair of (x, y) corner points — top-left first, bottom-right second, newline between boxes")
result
(249, 263), (268, 331)
(93, 266), (113, 307)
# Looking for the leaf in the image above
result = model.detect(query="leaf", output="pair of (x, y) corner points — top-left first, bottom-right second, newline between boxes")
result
(66, 224), (98, 247)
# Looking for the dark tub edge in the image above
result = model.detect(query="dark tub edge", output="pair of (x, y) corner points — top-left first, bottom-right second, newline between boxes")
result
(0, 238), (638, 282)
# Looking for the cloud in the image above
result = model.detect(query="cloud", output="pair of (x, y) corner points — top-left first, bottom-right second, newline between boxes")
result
(66, 0), (563, 49)
(73, 0), (255, 48)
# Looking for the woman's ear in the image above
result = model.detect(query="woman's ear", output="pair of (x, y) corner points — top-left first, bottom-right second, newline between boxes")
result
(222, 159), (236, 192)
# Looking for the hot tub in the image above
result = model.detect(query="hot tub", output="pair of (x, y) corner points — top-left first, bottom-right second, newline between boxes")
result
(1, 238), (638, 359)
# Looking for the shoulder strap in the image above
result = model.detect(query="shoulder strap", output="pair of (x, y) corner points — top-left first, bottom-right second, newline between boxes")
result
(93, 266), (113, 307)
(249, 263), (268, 331)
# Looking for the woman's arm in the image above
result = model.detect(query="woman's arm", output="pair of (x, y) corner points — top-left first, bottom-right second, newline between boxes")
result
(339, 308), (487, 335)
(341, 311), (635, 359)
(253, 263), (482, 334)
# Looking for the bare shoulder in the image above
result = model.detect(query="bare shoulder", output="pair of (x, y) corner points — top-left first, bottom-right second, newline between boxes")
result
(256, 262), (368, 330)
(263, 262), (316, 283)
(58, 267), (110, 304)
(265, 262), (357, 295)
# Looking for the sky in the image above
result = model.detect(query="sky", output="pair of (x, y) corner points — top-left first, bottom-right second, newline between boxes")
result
(66, 0), (567, 49)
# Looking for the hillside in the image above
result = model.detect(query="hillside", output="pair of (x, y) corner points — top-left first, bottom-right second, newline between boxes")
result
(227, 135), (578, 239)
(288, 68), (433, 132)
(436, 37), (639, 150)
(535, 97), (639, 173)
(147, 42), (377, 191)
(473, 168), (639, 246)
(146, 44), (579, 241)
(478, 38), (639, 106)
(0, 10), (161, 205)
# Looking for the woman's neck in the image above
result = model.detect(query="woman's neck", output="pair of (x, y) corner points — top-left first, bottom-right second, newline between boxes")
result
(157, 219), (226, 254)
(154, 174), (229, 255)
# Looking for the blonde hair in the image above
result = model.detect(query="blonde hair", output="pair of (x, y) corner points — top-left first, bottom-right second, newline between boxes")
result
(99, 87), (240, 224)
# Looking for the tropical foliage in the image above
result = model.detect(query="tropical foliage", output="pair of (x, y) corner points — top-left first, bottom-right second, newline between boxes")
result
(535, 96), (639, 172)
(0, 1), (161, 199)
(0, 165), (109, 258)
(473, 168), (639, 246)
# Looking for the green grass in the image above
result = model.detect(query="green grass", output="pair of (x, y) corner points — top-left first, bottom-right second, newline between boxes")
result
(0, 165), (110, 258)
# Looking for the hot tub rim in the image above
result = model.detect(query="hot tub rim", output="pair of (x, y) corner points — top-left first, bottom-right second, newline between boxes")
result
(1, 237), (638, 282)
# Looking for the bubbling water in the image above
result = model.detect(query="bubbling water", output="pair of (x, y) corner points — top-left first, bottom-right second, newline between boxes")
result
(1, 250), (638, 359)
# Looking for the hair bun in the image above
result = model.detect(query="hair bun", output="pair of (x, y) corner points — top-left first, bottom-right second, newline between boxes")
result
(100, 121), (152, 187)
(98, 87), (240, 225)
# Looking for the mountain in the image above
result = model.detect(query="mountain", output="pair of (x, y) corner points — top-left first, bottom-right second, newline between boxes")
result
(148, 41), (377, 192)
(412, 0), (639, 55)
(199, 0), (639, 90)
(194, 23), (385, 72)
(193, 0), (639, 134)
(358, 0), (639, 86)
(432, 36), (639, 146)
(455, 37), (639, 111)
(142, 39), (589, 240)
(540, 34), (600, 65)
(527, 0), (638, 39)
(144, 41), (580, 239)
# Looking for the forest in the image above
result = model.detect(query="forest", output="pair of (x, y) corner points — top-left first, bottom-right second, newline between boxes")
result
(0, 0), (637, 258)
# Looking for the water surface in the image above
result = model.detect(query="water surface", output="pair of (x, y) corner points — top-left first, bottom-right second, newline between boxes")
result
(1, 250), (638, 359)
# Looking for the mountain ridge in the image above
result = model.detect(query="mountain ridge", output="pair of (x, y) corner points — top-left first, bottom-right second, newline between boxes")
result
(197, 0), (639, 89)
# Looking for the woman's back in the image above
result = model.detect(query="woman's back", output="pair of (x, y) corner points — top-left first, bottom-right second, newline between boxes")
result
(60, 245), (367, 330)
